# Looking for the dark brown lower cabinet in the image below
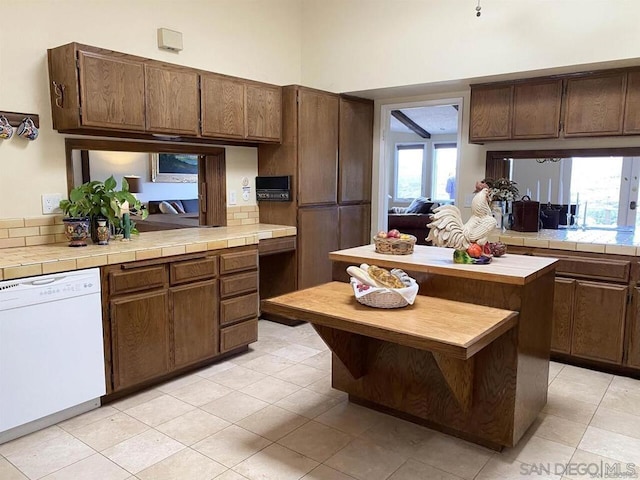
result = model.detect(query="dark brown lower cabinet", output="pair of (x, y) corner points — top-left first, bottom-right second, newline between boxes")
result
(551, 278), (575, 354)
(298, 206), (339, 290)
(571, 280), (627, 364)
(339, 204), (371, 249)
(103, 247), (258, 394)
(626, 287), (640, 368)
(508, 246), (636, 371)
(111, 291), (170, 391)
(171, 280), (218, 368)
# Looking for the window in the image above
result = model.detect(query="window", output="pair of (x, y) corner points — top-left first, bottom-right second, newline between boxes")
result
(394, 144), (425, 200)
(393, 142), (457, 203)
(433, 143), (457, 202)
(571, 156), (640, 229)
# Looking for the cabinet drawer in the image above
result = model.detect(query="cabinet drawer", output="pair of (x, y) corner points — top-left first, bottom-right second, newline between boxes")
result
(219, 249), (258, 275)
(258, 237), (296, 256)
(220, 319), (258, 353)
(220, 292), (259, 325)
(220, 271), (258, 299)
(556, 256), (630, 282)
(109, 265), (167, 295)
(170, 257), (217, 285)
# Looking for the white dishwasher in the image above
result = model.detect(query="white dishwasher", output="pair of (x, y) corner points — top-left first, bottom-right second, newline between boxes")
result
(0, 268), (105, 443)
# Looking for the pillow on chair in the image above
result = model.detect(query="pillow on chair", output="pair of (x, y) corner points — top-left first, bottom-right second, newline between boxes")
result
(159, 201), (179, 214)
(406, 197), (434, 214)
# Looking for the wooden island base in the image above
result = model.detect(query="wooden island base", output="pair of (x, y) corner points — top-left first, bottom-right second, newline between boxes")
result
(263, 245), (557, 450)
(263, 282), (522, 449)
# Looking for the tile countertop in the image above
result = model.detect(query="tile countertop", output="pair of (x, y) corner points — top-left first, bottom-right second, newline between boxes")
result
(494, 228), (640, 256)
(0, 223), (296, 281)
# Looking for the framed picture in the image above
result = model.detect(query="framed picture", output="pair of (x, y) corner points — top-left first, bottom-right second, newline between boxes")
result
(151, 153), (199, 183)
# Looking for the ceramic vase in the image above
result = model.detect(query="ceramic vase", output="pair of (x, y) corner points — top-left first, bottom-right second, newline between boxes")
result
(63, 217), (90, 247)
(490, 201), (504, 229)
(96, 218), (110, 245)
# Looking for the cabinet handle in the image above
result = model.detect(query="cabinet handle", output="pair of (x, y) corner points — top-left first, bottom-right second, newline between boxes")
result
(52, 81), (65, 108)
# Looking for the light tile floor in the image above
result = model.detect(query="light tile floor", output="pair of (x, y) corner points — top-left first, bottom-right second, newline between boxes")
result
(2, 320), (640, 480)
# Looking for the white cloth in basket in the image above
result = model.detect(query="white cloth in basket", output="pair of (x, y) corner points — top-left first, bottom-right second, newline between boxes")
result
(350, 277), (419, 306)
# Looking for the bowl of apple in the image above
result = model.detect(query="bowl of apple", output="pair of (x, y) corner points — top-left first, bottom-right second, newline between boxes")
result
(374, 229), (417, 255)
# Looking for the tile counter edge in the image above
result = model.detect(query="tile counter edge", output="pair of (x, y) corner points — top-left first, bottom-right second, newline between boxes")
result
(0, 224), (296, 280)
(494, 229), (640, 256)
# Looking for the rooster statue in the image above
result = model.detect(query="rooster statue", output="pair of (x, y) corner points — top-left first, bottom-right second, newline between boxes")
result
(426, 184), (497, 251)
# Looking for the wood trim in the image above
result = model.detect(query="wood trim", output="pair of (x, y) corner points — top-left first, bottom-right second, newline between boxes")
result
(0, 111), (40, 128)
(199, 154), (227, 226)
(391, 110), (431, 138)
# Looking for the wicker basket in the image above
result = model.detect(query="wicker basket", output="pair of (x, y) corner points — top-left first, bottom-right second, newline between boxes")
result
(350, 278), (419, 309)
(373, 235), (417, 255)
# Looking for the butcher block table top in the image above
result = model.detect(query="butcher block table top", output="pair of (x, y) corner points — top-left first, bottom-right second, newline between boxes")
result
(329, 244), (557, 286)
(261, 281), (518, 360)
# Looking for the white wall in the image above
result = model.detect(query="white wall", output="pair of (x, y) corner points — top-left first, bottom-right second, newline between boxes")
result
(301, 0), (640, 93)
(0, 0), (300, 217)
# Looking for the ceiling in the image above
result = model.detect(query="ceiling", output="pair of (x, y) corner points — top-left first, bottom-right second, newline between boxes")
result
(390, 104), (459, 136)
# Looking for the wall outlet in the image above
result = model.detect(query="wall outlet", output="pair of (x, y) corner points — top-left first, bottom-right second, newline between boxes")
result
(42, 193), (63, 214)
(229, 191), (237, 205)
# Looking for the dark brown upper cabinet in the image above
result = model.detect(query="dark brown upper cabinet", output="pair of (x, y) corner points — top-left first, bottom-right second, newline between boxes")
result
(245, 83), (282, 142)
(200, 74), (245, 140)
(338, 97), (373, 204)
(297, 88), (340, 206)
(470, 79), (562, 142)
(624, 71), (640, 135)
(145, 65), (199, 135)
(512, 79), (563, 139)
(469, 69), (639, 144)
(48, 42), (282, 144)
(563, 72), (627, 137)
(469, 84), (513, 142)
(75, 50), (146, 131)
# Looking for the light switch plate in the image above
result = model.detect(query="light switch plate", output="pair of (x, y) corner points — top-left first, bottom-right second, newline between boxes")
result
(229, 191), (237, 205)
(42, 193), (62, 214)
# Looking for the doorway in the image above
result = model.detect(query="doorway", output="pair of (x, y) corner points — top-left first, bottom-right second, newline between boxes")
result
(379, 99), (463, 230)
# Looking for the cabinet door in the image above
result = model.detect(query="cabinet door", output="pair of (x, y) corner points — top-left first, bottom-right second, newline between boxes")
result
(626, 286), (640, 368)
(245, 84), (282, 142)
(339, 98), (373, 203)
(171, 280), (218, 368)
(78, 51), (145, 130)
(564, 73), (627, 137)
(298, 89), (339, 205)
(201, 74), (245, 139)
(469, 84), (513, 142)
(571, 280), (627, 364)
(145, 65), (199, 135)
(339, 204), (371, 250)
(298, 206), (339, 289)
(551, 277), (575, 354)
(110, 291), (170, 390)
(623, 71), (640, 134)
(512, 80), (562, 139)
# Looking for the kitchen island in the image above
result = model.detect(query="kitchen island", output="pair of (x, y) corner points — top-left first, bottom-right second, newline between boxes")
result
(263, 245), (557, 449)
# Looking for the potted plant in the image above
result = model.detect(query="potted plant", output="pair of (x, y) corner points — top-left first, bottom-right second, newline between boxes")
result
(481, 178), (519, 229)
(59, 176), (148, 245)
